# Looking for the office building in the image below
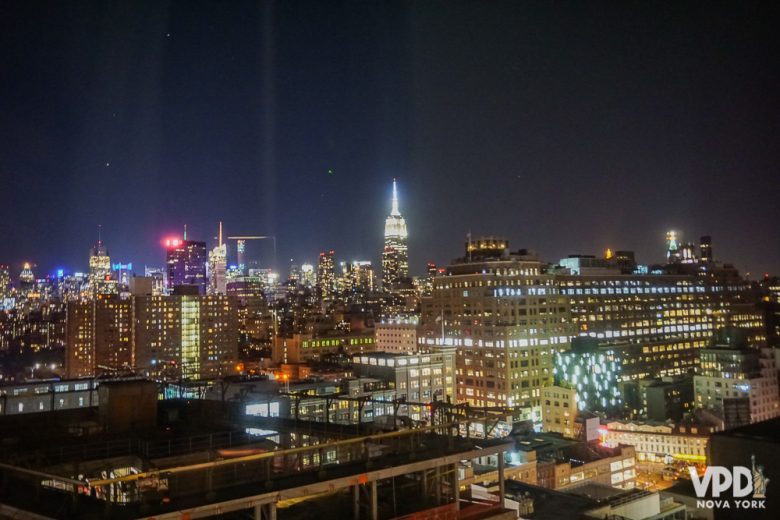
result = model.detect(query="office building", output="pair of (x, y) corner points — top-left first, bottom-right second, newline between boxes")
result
(352, 348), (456, 406)
(553, 337), (623, 413)
(699, 235), (713, 264)
(166, 237), (207, 295)
(382, 179), (408, 291)
(419, 238), (571, 418)
(273, 331), (376, 364)
(375, 319), (419, 353)
(207, 222), (227, 296)
(622, 376), (694, 421)
(300, 263), (315, 287)
(694, 327), (779, 427)
(88, 237), (115, 295)
(555, 257), (765, 381)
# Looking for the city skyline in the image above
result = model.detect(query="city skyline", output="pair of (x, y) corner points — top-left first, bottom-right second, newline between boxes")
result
(1, 2), (779, 278)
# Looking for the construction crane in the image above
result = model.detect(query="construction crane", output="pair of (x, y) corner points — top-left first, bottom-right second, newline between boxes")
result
(226, 235), (277, 274)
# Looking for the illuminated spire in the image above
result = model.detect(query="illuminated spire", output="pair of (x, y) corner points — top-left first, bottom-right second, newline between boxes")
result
(391, 178), (400, 216)
(218, 221), (223, 247)
(184, 224), (188, 241)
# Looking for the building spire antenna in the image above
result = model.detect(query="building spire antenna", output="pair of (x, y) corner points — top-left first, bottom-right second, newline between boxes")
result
(391, 178), (400, 216)
(218, 221), (223, 247)
(183, 224), (187, 241)
(98, 224), (102, 245)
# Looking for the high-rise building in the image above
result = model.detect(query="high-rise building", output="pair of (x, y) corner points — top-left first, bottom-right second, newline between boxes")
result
(316, 250), (335, 303)
(65, 295), (133, 378)
(679, 242), (697, 264)
(419, 238), (572, 418)
(18, 263), (35, 293)
(666, 230), (680, 263)
(300, 263), (316, 287)
(348, 261), (375, 293)
(134, 294), (238, 380)
(88, 240), (110, 283)
(699, 235), (713, 264)
(0, 264), (10, 300)
(166, 237), (207, 295)
(382, 179), (408, 291)
(208, 223), (227, 296)
(65, 294), (238, 380)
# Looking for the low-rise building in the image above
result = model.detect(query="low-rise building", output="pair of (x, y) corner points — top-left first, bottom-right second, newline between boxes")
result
(602, 420), (713, 464)
(540, 385), (578, 437)
(374, 320), (418, 353)
(351, 348), (456, 403)
(273, 331), (376, 363)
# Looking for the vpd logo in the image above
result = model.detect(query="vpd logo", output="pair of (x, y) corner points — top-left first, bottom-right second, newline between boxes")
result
(688, 455), (769, 510)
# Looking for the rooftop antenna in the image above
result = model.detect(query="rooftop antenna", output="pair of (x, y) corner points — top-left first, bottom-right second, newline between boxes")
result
(218, 221), (223, 247)
(391, 178), (400, 216)
(183, 224), (188, 241)
(97, 224), (102, 245)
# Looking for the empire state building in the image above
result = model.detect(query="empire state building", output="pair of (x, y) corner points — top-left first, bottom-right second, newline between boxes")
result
(382, 179), (408, 291)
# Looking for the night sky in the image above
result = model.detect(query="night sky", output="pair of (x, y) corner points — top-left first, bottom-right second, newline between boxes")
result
(1, 1), (778, 278)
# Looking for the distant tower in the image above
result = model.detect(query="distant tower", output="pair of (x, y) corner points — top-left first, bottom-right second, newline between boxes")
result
(236, 240), (247, 274)
(300, 263), (316, 287)
(0, 264), (10, 300)
(208, 222), (227, 295)
(382, 179), (409, 291)
(19, 262), (35, 292)
(700, 235), (713, 264)
(666, 230), (680, 263)
(166, 231), (207, 295)
(89, 226), (114, 295)
(317, 250), (335, 302)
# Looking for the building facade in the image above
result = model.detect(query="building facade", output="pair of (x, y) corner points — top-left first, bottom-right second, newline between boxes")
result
(351, 348), (456, 405)
(419, 239), (571, 418)
(382, 179), (408, 291)
(694, 328), (779, 427)
(375, 320), (418, 354)
(166, 239), (207, 295)
(66, 295), (238, 380)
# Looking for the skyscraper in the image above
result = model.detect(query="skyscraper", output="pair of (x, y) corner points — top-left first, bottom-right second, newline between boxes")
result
(18, 263), (35, 294)
(666, 230), (680, 263)
(0, 264), (10, 300)
(166, 237), (207, 295)
(700, 235), (713, 264)
(316, 250), (335, 303)
(382, 179), (408, 291)
(86, 234), (117, 296)
(208, 222), (227, 295)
